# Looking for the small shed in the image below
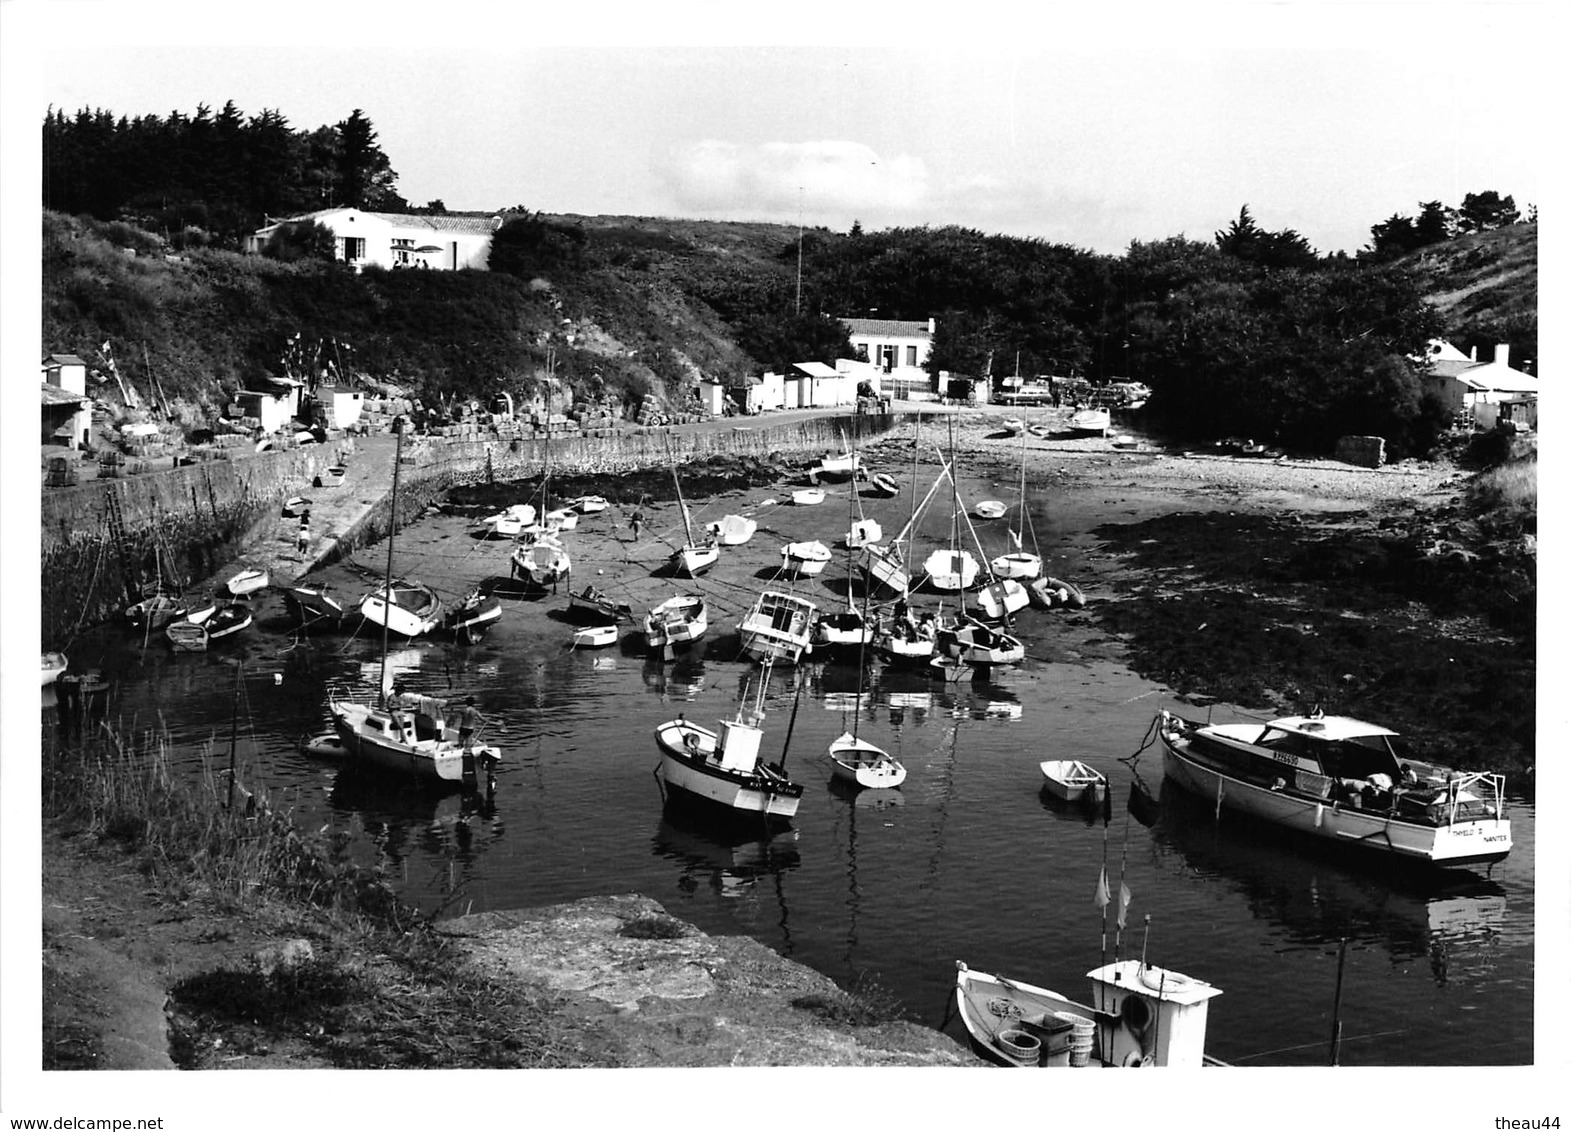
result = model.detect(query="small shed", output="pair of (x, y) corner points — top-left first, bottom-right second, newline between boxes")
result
(697, 378), (727, 416)
(314, 385), (365, 430)
(41, 382), (93, 448)
(236, 388), (296, 434)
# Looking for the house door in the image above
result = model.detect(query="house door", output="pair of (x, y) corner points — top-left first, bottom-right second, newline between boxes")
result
(879, 345), (896, 372)
(342, 236), (365, 264)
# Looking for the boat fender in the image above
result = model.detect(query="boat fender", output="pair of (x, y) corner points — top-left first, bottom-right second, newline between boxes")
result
(1314, 803), (1325, 829)
(683, 732), (702, 754)
(1122, 1051), (1156, 1067)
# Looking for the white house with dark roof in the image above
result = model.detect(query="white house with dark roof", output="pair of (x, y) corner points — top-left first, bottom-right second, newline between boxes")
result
(41, 353), (93, 448)
(840, 316), (936, 399)
(244, 207), (503, 271)
(1420, 339), (1538, 422)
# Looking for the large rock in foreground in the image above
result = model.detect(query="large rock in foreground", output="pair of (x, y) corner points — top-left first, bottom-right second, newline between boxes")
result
(443, 893), (971, 1067)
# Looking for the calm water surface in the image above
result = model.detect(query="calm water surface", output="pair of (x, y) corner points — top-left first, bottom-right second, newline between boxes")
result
(49, 579), (1534, 1068)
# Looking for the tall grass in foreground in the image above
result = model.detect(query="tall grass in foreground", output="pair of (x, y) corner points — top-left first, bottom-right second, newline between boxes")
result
(44, 724), (406, 925)
(1470, 452), (1537, 515)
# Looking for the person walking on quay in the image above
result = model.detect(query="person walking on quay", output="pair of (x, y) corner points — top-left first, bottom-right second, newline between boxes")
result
(628, 504), (643, 542)
(296, 511), (311, 558)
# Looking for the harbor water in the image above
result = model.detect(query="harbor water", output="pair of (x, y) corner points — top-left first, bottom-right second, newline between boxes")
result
(46, 573), (1535, 1068)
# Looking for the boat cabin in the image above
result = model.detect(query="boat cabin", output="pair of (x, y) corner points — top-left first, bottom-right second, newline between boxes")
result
(715, 719), (763, 774)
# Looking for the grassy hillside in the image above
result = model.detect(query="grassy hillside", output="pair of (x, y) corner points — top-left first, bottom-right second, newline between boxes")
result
(1401, 221), (1537, 367)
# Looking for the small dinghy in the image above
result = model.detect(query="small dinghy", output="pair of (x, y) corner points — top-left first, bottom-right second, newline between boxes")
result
(300, 732), (349, 758)
(1001, 417), (1024, 435)
(314, 466), (347, 488)
(1040, 759), (1109, 805)
(869, 472), (900, 497)
(829, 732), (907, 790)
(845, 518), (882, 548)
(645, 595), (708, 652)
(445, 589), (502, 644)
(1029, 575), (1086, 609)
(282, 496), (313, 517)
(976, 576), (1030, 620)
(571, 623), (620, 649)
(225, 567), (270, 597)
(167, 618), (209, 651)
(544, 507), (580, 531)
(204, 602), (255, 641)
(480, 503), (536, 538)
(284, 584), (350, 629)
(792, 487), (826, 506)
(572, 495), (609, 514)
(974, 500), (1007, 520)
(1069, 407), (1111, 437)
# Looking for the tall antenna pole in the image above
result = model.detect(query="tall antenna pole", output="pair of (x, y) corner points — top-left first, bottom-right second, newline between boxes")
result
(795, 186), (804, 316)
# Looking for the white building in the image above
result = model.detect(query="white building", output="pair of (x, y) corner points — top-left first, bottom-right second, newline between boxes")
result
(244, 208), (502, 271)
(840, 317), (936, 399)
(1421, 340), (1538, 422)
(42, 354), (93, 448)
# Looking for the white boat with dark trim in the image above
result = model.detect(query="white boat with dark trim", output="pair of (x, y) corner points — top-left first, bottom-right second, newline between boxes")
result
(42, 651), (70, 686)
(360, 578), (443, 638)
(954, 959), (1223, 1068)
(571, 495), (609, 514)
(653, 671), (803, 821)
(781, 541), (832, 577)
(444, 588), (502, 644)
(224, 566), (270, 596)
(480, 503), (536, 538)
(1040, 759), (1108, 805)
(1156, 709), (1512, 869)
(829, 731), (906, 790)
(737, 590), (818, 665)
(924, 546), (980, 592)
(645, 595), (708, 652)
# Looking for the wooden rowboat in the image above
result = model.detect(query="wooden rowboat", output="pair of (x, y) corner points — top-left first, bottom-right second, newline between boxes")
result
(572, 623), (620, 649)
(1039, 759), (1108, 805)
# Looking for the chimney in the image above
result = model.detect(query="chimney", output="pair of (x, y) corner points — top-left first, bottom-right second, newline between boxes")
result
(928, 317), (936, 335)
(1496, 343), (1510, 368)
(1470, 346), (1478, 361)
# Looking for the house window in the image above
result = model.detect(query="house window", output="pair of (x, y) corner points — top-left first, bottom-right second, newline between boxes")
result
(854, 343), (869, 363)
(906, 345), (918, 367)
(392, 238), (414, 267)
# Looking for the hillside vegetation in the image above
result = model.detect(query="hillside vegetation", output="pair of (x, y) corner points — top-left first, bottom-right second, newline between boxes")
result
(42, 208), (1536, 456)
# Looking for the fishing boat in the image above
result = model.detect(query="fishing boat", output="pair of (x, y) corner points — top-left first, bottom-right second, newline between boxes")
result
(330, 426), (500, 788)
(1029, 575), (1086, 609)
(1040, 759), (1109, 805)
(791, 487), (826, 506)
(705, 514), (758, 546)
(283, 584), (350, 629)
(444, 588), (502, 644)
(666, 436), (720, 576)
(479, 503), (536, 538)
(360, 578), (443, 637)
(41, 651), (69, 686)
(644, 594), (708, 653)
(991, 430), (1043, 582)
(736, 590), (818, 665)
(1068, 407), (1111, 437)
(953, 959), (1223, 1068)
(781, 540), (832, 578)
(974, 500), (1007, 520)
(653, 663), (803, 821)
(224, 566), (270, 596)
(1155, 708), (1512, 869)
(570, 584), (636, 625)
(571, 623), (619, 649)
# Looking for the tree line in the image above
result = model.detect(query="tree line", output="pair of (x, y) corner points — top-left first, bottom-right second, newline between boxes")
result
(42, 101), (410, 245)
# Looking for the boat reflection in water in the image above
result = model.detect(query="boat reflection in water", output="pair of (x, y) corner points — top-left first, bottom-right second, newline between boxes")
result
(1152, 779), (1510, 984)
(652, 798), (802, 903)
(641, 651), (707, 701)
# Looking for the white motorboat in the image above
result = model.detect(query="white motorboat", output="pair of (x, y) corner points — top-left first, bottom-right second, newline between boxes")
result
(480, 503), (536, 538)
(360, 578), (443, 638)
(1156, 709), (1511, 869)
(706, 514), (758, 546)
(737, 590), (818, 665)
(781, 541), (833, 577)
(645, 594), (708, 652)
(829, 732), (906, 790)
(954, 959), (1223, 1068)
(1069, 407), (1111, 436)
(1040, 759), (1109, 805)
(654, 667), (803, 820)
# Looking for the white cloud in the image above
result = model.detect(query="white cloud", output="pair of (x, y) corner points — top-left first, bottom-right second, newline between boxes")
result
(659, 139), (928, 218)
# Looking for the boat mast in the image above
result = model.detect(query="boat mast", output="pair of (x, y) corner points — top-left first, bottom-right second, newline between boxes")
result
(667, 434), (697, 548)
(377, 421), (403, 707)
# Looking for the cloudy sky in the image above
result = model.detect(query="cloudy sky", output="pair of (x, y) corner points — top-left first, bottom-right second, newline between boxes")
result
(6, 1), (1553, 256)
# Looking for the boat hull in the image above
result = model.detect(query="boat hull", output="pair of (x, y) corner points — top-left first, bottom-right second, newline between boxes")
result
(1039, 760), (1108, 804)
(360, 583), (442, 638)
(1158, 725), (1512, 867)
(862, 545), (910, 593)
(923, 548), (978, 591)
(991, 552), (1043, 581)
(674, 544), (720, 577)
(975, 578), (1030, 620)
(645, 597), (708, 649)
(653, 720), (801, 819)
(225, 568), (270, 596)
(284, 586), (349, 628)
